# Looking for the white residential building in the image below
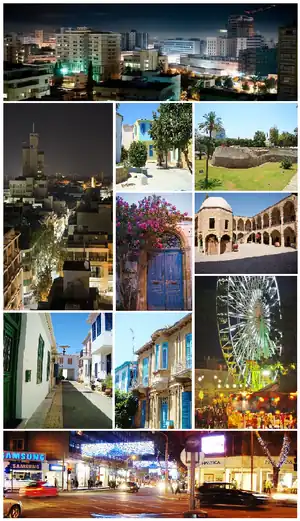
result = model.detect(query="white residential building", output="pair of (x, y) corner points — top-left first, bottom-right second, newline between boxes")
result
(88, 313), (112, 381)
(58, 353), (79, 380)
(4, 313), (56, 427)
(78, 332), (92, 384)
(55, 27), (121, 81)
(206, 37), (228, 57)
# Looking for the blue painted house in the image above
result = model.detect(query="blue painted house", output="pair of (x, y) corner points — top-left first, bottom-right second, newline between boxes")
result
(115, 361), (138, 393)
(131, 313), (192, 429)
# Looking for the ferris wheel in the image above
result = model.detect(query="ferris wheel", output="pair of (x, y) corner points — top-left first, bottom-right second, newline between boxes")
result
(216, 276), (282, 385)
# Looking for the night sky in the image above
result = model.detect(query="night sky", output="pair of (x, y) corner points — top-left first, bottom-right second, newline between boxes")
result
(195, 276), (297, 368)
(4, 104), (113, 178)
(4, 3), (297, 39)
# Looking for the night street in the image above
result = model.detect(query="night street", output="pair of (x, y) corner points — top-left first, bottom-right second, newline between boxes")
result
(5, 489), (297, 518)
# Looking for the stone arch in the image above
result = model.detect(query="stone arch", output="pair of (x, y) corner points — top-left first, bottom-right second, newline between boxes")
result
(271, 229), (281, 246)
(257, 215), (262, 229)
(271, 207), (281, 227)
(237, 218), (244, 231)
(220, 234), (231, 254)
(233, 232), (236, 242)
(205, 234), (218, 255)
(237, 232), (244, 242)
(263, 231), (269, 245)
(283, 200), (296, 224)
(247, 233), (255, 243)
(284, 226), (296, 247)
(263, 213), (269, 228)
(245, 219), (251, 232)
(252, 218), (256, 231)
(233, 219), (236, 231)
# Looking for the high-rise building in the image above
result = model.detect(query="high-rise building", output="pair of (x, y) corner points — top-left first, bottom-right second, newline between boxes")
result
(227, 37), (248, 58)
(22, 125), (44, 177)
(206, 37), (227, 57)
(247, 33), (265, 49)
(238, 47), (278, 77)
(121, 30), (149, 51)
(227, 15), (254, 38)
(277, 25), (297, 101)
(35, 29), (44, 47)
(4, 33), (24, 63)
(55, 27), (121, 81)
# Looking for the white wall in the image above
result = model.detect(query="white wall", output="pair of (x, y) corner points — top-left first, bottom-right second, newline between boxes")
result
(58, 354), (79, 380)
(16, 314), (53, 420)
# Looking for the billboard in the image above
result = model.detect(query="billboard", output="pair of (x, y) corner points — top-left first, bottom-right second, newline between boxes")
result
(201, 435), (225, 455)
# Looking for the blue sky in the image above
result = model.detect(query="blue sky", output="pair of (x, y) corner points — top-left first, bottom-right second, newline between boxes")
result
(195, 193), (291, 216)
(117, 193), (192, 214)
(51, 313), (90, 355)
(194, 103), (298, 139)
(115, 312), (188, 367)
(118, 103), (160, 125)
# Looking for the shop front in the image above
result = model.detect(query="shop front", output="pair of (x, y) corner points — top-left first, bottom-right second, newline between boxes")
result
(3, 451), (47, 489)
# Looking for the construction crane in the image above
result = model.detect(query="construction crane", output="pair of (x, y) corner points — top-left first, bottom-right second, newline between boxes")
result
(244, 5), (276, 16)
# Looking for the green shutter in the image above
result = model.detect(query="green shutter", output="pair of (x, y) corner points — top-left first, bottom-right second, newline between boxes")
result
(46, 351), (50, 381)
(36, 335), (45, 384)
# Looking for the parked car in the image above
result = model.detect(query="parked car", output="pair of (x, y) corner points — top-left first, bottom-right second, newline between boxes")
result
(197, 482), (269, 508)
(19, 481), (58, 498)
(3, 496), (23, 518)
(118, 481), (139, 493)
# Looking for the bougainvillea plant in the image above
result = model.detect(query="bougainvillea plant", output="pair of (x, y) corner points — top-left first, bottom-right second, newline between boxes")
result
(116, 195), (188, 259)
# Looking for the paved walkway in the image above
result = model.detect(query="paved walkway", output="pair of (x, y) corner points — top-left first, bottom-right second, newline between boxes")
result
(195, 243), (297, 274)
(117, 163), (193, 191)
(21, 381), (112, 429)
(284, 174), (298, 191)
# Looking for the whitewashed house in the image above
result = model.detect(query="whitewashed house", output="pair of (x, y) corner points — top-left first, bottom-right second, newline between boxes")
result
(87, 313), (112, 381)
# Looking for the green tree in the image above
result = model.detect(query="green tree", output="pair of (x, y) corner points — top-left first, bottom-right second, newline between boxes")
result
(223, 76), (234, 89)
(86, 61), (94, 101)
(280, 157), (293, 169)
(150, 108), (173, 168)
(242, 82), (250, 91)
(250, 75), (260, 93)
(265, 77), (276, 92)
(269, 126), (279, 146)
(198, 111), (224, 188)
(121, 146), (128, 162)
(215, 76), (222, 87)
(253, 130), (266, 147)
(32, 267), (52, 302)
(51, 61), (63, 95)
(115, 390), (138, 428)
(128, 141), (148, 168)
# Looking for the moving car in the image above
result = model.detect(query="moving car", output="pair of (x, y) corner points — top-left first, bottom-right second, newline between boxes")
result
(19, 481), (58, 498)
(118, 481), (139, 493)
(3, 497), (23, 518)
(197, 482), (269, 508)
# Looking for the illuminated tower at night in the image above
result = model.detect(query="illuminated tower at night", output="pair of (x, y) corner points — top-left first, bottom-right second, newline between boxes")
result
(227, 14), (255, 38)
(22, 124), (44, 177)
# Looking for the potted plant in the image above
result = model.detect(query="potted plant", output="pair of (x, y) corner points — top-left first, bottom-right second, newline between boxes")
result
(274, 241), (280, 247)
(104, 374), (113, 397)
(233, 243), (239, 252)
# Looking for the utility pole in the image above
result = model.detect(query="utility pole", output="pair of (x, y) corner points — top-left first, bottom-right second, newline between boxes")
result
(165, 435), (169, 495)
(250, 430), (254, 491)
(189, 452), (196, 510)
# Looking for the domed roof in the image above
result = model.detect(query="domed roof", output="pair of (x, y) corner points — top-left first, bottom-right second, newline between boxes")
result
(200, 196), (232, 213)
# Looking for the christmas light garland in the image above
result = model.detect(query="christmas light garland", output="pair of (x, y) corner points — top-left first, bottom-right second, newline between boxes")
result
(255, 431), (290, 469)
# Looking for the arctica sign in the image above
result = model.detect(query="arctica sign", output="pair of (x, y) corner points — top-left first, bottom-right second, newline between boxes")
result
(3, 451), (46, 461)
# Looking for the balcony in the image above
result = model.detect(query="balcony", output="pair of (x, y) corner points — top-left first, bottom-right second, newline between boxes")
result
(151, 369), (170, 391)
(91, 330), (112, 356)
(80, 348), (92, 359)
(171, 356), (192, 380)
(129, 377), (149, 394)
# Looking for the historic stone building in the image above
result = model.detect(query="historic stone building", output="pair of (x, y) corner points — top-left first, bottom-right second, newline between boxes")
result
(131, 313), (192, 429)
(195, 194), (297, 255)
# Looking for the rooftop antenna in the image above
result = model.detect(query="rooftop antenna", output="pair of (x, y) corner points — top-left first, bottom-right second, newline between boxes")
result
(130, 328), (135, 359)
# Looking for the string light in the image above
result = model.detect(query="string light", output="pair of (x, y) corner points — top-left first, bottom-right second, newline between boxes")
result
(81, 441), (155, 458)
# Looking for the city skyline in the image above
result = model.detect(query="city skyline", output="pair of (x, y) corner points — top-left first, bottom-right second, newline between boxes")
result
(4, 104), (113, 178)
(4, 3), (297, 40)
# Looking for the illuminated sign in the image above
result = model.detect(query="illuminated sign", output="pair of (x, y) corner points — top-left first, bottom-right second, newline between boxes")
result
(7, 462), (42, 471)
(201, 435), (225, 455)
(49, 464), (65, 471)
(4, 452), (46, 462)
(81, 441), (155, 458)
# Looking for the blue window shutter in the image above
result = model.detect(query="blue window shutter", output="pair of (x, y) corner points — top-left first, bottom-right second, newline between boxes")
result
(160, 399), (168, 428)
(182, 391), (192, 429)
(155, 344), (160, 370)
(142, 358), (149, 386)
(96, 315), (101, 336)
(141, 400), (146, 427)
(92, 322), (96, 341)
(105, 313), (113, 331)
(162, 342), (168, 369)
(149, 144), (153, 157)
(185, 333), (192, 368)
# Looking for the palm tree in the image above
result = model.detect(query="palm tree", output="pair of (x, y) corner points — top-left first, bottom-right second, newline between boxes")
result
(250, 75), (260, 94)
(198, 112), (224, 188)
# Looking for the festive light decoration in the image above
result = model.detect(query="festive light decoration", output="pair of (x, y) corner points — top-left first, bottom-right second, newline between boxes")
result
(217, 276), (282, 388)
(133, 460), (177, 469)
(81, 441), (155, 459)
(255, 431), (290, 469)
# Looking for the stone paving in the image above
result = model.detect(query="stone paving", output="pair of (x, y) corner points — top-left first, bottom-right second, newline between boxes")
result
(117, 162), (193, 191)
(284, 174), (298, 191)
(195, 243), (297, 274)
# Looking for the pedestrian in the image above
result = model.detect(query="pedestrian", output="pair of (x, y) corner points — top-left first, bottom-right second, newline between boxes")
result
(75, 478), (79, 489)
(174, 481), (180, 494)
(54, 477), (58, 488)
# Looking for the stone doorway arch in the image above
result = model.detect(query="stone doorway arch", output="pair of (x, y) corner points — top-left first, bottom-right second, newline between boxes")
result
(263, 213), (269, 228)
(284, 227), (296, 247)
(271, 229), (281, 246)
(271, 207), (281, 226)
(245, 219), (251, 232)
(237, 218), (244, 231)
(205, 234), (218, 255)
(237, 232), (244, 242)
(220, 234), (231, 254)
(257, 215), (262, 229)
(263, 231), (269, 245)
(247, 233), (255, 243)
(283, 200), (296, 224)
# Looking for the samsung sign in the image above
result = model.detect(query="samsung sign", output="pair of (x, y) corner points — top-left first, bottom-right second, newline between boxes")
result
(4, 451), (46, 462)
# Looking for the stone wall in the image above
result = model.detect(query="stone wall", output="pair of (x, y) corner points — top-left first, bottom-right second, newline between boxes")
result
(116, 164), (129, 184)
(211, 146), (298, 169)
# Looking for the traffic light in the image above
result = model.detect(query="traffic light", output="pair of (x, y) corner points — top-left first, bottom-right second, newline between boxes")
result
(294, 455), (297, 472)
(67, 467), (72, 475)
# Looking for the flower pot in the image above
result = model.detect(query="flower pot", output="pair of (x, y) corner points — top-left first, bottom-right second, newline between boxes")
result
(105, 388), (112, 397)
(274, 242), (280, 247)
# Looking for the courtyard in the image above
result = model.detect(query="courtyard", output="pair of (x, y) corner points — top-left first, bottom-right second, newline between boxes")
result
(195, 158), (298, 191)
(117, 162), (192, 191)
(195, 243), (297, 274)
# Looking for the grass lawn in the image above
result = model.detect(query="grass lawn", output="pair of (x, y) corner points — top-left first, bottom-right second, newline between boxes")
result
(195, 159), (298, 191)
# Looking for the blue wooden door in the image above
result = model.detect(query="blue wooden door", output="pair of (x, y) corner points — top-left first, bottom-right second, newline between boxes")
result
(160, 399), (168, 428)
(181, 391), (192, 429)
(141, 400), (146, 428)
(147, 250), (183, 310)
(185, 333), (192, 369)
